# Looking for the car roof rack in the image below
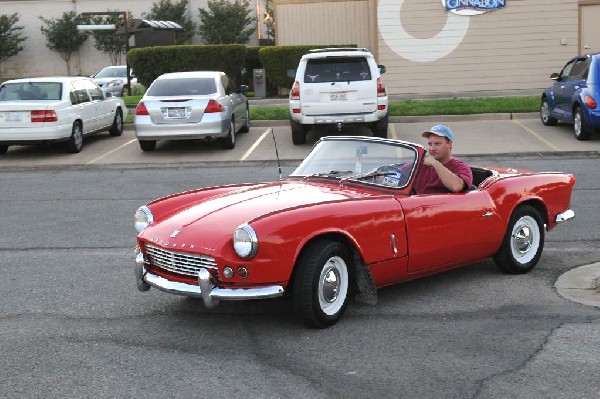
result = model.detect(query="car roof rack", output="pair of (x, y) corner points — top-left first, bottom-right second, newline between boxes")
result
(307, 48), (370, 54)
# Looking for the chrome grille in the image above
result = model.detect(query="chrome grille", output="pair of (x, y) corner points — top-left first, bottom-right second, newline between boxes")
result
(145, 244), (217, 277)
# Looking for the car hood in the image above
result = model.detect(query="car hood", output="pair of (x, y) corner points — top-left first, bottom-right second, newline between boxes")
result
(140, 180), (378, 251)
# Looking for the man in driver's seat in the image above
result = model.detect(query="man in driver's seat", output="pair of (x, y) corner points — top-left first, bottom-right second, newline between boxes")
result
(413, 125), (473, 194)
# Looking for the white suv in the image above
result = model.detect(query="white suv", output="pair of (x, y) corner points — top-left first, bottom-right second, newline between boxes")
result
(288, 48), (388, 144)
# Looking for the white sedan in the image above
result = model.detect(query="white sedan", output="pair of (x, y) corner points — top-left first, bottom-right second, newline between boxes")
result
(134, 71), (250, 151)
(0, 77), (127, 154)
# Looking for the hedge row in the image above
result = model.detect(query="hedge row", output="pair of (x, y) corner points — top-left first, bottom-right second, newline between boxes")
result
(127, 44), (356, 92)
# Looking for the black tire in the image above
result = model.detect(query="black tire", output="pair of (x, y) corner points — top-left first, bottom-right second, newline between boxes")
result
(291, 119), (307, 145)
(109, 108), (124, 137)
(371, 114), (389, 138)
(223, 119), (236, 149)
(239, 105), (250, 133)
(0, 145), (8, 154)
(292, 239), (352, 328)
(65, 122), (83, 153)
(493, 205), (545, 274)
(139, 140), (156, 152)
(573, 106), (592, 141)
(540, 98), (558, 126)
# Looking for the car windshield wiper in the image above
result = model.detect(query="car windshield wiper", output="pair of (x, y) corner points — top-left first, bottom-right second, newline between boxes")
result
(303, 170), (353, 179)
(345, 170), (394, 181)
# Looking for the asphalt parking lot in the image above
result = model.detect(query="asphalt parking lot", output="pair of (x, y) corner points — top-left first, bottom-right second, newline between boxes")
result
(1, 113), (600, 169)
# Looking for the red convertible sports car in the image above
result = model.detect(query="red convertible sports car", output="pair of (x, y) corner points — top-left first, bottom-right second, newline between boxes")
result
(134, 136), (576, 328)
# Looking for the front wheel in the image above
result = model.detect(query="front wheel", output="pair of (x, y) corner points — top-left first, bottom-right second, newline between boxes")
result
(66, 122), (83, 153)
(573, 107), (592, 141)
(223, 119), (236, 149)
(493, 205), (544, 274)
(293, 240), (351, 328)
(109, 109), (123, 137)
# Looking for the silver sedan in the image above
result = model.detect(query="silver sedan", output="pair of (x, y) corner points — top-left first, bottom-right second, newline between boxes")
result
(134, 71), (250, 151)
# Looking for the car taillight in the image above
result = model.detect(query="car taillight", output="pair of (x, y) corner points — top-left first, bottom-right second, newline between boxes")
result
(205, 99), (224, 113)
(584, 95), (597, 109)
(377, 78), (386, 97)
(31, 110), (57, 122)
(135, 102), (149, 116)
(290, 81), (300, 100)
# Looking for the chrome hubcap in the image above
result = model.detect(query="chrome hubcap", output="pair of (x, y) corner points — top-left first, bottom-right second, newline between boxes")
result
(574, 112), (581, 136)
(510, 216), (539, 264)
(321, 266), (340, 303)
(318, 256), (348, 315)
(514, 225), (532, 254)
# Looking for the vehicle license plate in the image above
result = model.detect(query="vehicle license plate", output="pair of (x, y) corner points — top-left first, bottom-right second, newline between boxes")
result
(167, 107), (186, 118)
(3, 112), (21, 122)
(330, 93), (347, 101)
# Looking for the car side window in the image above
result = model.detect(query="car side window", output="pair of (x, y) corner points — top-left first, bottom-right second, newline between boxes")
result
(70, 82), (90, 104)
(82, 80), (104, 101)
(568, 59), (590, 81)
(559, 60), (575, 80)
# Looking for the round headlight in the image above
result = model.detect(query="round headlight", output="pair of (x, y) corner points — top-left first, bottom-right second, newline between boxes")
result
(233, 224), (258, 259)
(134, 206), (154, 233)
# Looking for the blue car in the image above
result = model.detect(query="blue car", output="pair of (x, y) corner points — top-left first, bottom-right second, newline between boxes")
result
(540, 53), (600, 140)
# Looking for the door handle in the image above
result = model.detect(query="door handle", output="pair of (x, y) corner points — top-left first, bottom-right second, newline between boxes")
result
(482, 211), (493, 218)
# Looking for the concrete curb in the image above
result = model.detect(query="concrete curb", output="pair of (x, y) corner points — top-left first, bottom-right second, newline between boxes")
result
(555, 263), (600, 308)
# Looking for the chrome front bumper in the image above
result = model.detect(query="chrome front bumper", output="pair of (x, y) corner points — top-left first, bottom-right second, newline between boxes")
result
(556, 209), (575, 224)
(135, 250), (285, 308)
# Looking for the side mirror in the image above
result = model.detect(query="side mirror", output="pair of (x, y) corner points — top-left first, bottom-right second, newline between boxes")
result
(550, 72), (560, 81)
(287, 69), (296, 78)
(378, 65), (386, 74)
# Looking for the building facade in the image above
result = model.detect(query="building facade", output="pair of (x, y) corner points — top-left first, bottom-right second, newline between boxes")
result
(1, 0), (599, 97)
(273, 0), (600, 97)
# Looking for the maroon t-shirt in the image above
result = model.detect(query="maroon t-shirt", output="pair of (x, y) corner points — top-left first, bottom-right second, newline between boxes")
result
(413, 158), (473, 194)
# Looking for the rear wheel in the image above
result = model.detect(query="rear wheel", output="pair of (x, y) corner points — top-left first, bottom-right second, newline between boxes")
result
(291, 119), (307, 145)
(573, 107), (592, 141)
(66, 122), (83, 153)
(293, 239), (351, 328)
(109, 109), (123, 137)
(371, 114), (389, 138)
(540, 98), (558, 126)
(139, 140), (156, 152)
(223, 119), (236, 149)
(493, 205), (544, 274)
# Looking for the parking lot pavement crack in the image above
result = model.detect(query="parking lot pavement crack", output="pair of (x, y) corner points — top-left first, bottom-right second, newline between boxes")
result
(469, 322), (564, 399)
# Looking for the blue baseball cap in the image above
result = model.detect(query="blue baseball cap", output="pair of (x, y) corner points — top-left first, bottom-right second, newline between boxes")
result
(422, 125), (454, 141)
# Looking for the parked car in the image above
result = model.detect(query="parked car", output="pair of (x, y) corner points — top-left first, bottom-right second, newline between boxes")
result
(0, 77), (127, 154)
(540, 52), (600, 140)
(133, 136), (576, 328)
(92, 65), (138, 97)
(288, 48), (388, 145)
(134, 71), (250, 151)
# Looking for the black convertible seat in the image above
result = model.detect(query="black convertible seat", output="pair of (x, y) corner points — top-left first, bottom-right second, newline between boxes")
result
(471, 167), (494, 188)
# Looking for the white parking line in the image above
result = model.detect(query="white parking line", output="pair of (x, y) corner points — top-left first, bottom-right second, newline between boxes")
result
(86, 139), (137, 165)
(512, 119), (562, 151)
(240, 128), (271, 161)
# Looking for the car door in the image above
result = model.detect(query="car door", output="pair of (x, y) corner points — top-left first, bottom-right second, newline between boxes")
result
(69, 81), (95, 133)
(82, 79), (113, 130)
(221, 74), (244, 131)
(554, 58), (589, 120)
(399, 190), (504, 273)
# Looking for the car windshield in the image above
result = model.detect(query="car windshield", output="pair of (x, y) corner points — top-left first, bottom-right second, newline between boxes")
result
(304, 57), (371, 83)
(0, 82), (62, 101)
(146, 78), (217, 96)
(290, 137), (418, 188)
(95, 67), (126, 78)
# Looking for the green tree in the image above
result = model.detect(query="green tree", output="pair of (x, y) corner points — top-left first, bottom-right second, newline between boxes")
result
(40, 11), (89, 75)
(0, 13), (27, 75)
(144, 0), (196, 44)
(197, 0), (255, 45)
(90, 11), (132, 65)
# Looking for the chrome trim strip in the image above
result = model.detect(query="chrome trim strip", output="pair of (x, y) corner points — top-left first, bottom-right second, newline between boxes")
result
(136, 265), (285, 304)
(556, 209), (575, 224)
